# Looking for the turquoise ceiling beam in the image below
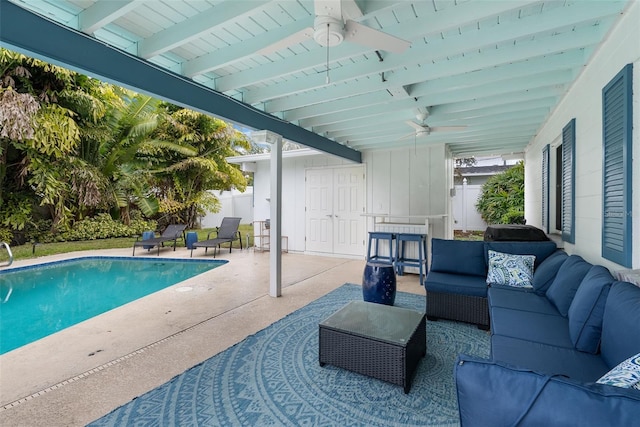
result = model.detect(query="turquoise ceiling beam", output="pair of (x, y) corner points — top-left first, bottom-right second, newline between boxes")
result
(0, 0), (361, 163)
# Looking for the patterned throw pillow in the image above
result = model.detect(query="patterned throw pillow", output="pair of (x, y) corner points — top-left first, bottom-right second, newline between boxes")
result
(486, 250), (536, 288)
(597, 353), (640, 390)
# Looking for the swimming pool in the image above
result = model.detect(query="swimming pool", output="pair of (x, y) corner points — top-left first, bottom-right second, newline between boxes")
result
(0, 256), (226, 354)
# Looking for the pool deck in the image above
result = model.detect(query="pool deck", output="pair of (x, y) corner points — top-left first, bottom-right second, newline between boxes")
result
(0, 246), (424, 426)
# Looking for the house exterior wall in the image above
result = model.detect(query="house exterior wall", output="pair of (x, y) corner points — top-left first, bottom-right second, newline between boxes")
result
(524, 1), (640, 270)
(251, 144), (452, 255)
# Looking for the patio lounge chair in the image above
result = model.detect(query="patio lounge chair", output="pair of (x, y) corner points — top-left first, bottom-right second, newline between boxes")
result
(191, 217), (242, 257)
(132, 224), (187, 256)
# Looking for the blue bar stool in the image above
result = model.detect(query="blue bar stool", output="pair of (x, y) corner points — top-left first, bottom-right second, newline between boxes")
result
(394, 233), (427, 285)
(366, 231), (396, 263)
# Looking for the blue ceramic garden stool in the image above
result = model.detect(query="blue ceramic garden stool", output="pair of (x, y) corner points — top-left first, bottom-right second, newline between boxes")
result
(141, 230), (155, 250)
(185, 231), (198, 250)
(362, 261), (397, 305)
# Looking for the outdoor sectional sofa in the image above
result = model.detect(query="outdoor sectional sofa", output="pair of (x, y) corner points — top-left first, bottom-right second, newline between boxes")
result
(424, 238), (560, 329)
(424, 238), (640, 425)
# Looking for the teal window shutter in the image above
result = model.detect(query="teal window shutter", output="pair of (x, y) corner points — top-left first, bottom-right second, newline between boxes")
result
(602, 64), (633, 267)
(542, 144), (550, 234)
(562, 119), (576, 244)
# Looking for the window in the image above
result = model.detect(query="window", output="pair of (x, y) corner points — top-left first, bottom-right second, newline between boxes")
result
(602, 64), (633, 267)
(561, 119), (576, 244)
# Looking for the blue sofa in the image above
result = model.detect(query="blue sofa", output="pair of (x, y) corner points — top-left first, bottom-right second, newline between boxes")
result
(448, 245), (640, 425)
(424, 238), (560, 328)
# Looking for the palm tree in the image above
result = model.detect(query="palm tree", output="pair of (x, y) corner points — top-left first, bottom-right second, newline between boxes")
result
(151, 107), (250, 228)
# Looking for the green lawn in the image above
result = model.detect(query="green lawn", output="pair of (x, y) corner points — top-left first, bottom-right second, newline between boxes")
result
(1, 224), (255, 263)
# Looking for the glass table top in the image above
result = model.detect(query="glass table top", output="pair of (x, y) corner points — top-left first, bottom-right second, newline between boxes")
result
(319, 300), (425, 345)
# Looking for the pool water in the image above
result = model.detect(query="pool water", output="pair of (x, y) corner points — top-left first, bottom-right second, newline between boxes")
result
(0, 257), (226, 354)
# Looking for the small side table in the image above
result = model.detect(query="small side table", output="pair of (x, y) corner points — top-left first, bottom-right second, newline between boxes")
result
(142, 230), (155, 250)
(185, 232), (198, 250)
(319, 300), (426, 393)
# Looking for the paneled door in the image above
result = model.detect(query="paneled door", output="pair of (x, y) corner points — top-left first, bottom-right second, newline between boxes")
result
(306, 166), (365, 256)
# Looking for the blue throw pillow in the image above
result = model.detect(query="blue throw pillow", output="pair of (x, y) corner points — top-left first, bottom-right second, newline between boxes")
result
(486, 250), (535, 288)
(545, 255), (592, 316)
(532, 250), (569, 294)
(597, 353), (640, 390)
(568, 265), (613, 353)
(430, 239), (486, 276)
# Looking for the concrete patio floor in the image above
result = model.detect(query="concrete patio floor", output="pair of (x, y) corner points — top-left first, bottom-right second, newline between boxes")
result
(0, 246), (425, 426)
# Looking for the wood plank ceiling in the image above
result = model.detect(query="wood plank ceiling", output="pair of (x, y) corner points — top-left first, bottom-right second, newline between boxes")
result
(4, 0), (630, 157)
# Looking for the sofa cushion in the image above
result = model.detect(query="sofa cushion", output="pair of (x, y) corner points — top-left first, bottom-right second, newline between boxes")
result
(424, 271), (488, 297)
(429, 239), (486, 276)
(545, 255), (592, 316)
(486, 250), (535, 288)
(484, 240), (557, 269)
(597, 353), (640, 390)
(567, 265), (613, 354)
(490, 335), (610, 382)
(488, 287), (560, 315)
(456, 355), (640, 427)
(601, 281), (640, 369)
(532, 249), (569, 294)
(490, 307), (573, 348)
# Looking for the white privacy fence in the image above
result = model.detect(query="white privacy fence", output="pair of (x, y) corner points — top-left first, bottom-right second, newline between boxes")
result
(200, 188), (254, 228)
(452, 180), (487, 232)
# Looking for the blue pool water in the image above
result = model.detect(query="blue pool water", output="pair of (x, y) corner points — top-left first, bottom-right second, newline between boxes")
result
(0, 257), (226, 354)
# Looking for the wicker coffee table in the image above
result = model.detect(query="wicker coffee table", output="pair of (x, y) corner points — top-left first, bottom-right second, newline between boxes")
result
(319, 300), (426, 393)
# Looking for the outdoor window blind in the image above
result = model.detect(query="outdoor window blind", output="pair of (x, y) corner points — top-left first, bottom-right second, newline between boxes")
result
(542, 144), (550, 233)
(602, 64), (633, 267)
(561, 119), (576, 244)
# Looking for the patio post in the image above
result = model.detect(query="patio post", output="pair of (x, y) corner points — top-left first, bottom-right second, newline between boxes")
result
(254, 130), (283, 297)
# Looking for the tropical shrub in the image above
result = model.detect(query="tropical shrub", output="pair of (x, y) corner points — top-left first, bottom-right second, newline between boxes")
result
(476, 162), (525, 225)
(57, 212), (156, 242)
(0, 227), (12, 243)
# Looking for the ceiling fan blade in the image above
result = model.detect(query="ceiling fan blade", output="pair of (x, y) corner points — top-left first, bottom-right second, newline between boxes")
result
(314, 0), (343, 20)
(405, 120), (426, 131)
(257, 27), (315, 55)
(429, 126), (468, 132)
(397, 132), (416, 141)
(344, 20), (410, 53)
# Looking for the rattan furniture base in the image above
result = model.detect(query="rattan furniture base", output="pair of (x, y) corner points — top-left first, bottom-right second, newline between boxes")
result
(426, 290), (490, 330)
(319, 301), (426, 393)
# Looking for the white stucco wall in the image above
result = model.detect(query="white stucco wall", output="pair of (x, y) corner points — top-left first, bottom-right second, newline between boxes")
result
(250, 144), (451, 255)
(524, 1), (640, 270)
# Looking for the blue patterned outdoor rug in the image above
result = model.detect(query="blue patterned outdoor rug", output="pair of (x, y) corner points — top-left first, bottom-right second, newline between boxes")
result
(89, 284), (490, 427)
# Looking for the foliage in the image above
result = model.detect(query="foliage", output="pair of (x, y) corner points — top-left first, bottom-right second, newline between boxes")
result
(57, 212), (156, 242)
(0, 48), (250, 242)
(476, 162), (525, 225)
(151, 107), (249, 227)
(0, 227), (12, 243)
(455, 157), (476, 168)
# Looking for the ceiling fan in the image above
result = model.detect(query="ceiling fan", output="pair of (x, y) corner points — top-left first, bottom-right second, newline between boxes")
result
(258, 0), (411, 55)
(399, 111), (467, 140)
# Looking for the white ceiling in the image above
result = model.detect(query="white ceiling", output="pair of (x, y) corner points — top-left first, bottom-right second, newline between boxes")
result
(5, 0), (630, 157)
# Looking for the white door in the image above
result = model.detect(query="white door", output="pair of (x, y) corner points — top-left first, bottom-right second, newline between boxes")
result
(306, 166), (365, 256)
(306, 169), (333, 253)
